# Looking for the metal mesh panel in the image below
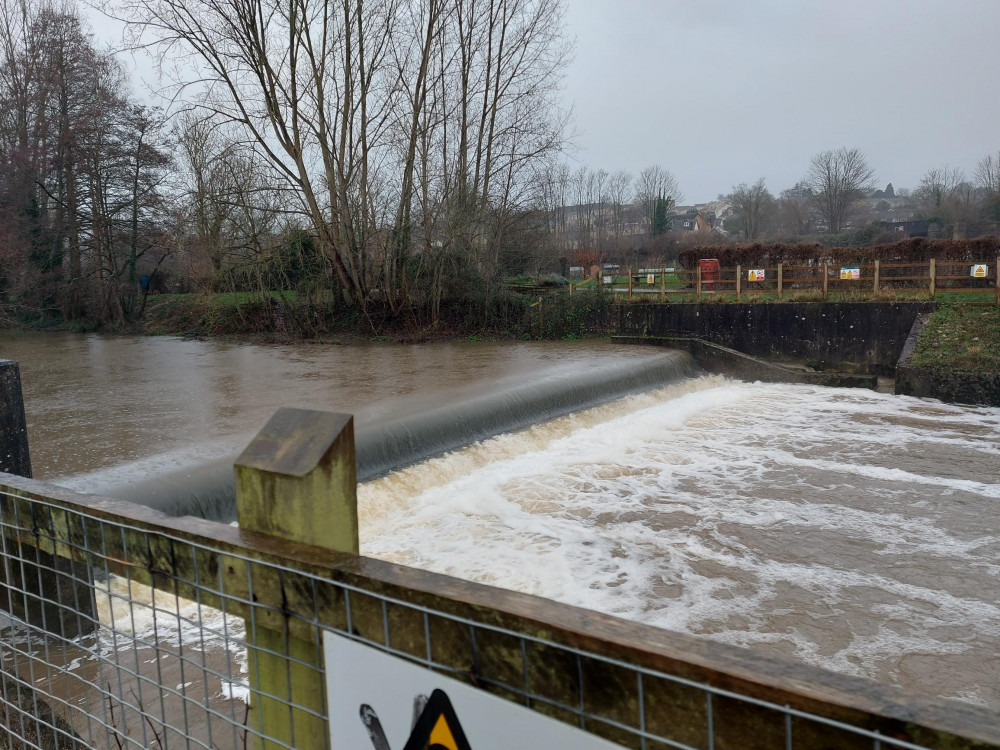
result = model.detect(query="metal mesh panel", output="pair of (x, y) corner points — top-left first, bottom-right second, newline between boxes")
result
(0, 485), (949, 750)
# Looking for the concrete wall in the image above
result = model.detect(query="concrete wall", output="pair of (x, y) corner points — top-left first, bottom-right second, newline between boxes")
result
(896, 366), (1000, 406)
(618, 302), (936, 374)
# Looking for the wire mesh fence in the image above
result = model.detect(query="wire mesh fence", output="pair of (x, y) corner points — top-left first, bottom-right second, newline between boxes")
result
(0, 475), (994, 750)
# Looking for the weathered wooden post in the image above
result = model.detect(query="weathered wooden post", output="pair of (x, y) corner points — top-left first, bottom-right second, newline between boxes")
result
(627, 267), (633, 300)
(0, 360), (31, 478)
(235, 408), (358, 750)
(823, 261), (829, 300)
(736, 264), (741, 300)
(659, 267), (665, 301)
(777, 263), (783, 300)
(873, 259), (880, 297)
(0, 361), (97, 639)
(696, 265), (702, 300)
(929, 258), (936, 300)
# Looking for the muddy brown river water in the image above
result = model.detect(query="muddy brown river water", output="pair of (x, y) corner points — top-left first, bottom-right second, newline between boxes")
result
(2, 331), (999, 719)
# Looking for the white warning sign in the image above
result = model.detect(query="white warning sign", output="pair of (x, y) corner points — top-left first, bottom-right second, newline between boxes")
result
(971, 264), (988, 278)
(747, 269), (765, 281)
(840, 267), (861, 280)
(326, 632), (620, 750)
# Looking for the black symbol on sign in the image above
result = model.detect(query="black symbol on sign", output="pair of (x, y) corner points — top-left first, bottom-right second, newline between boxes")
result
(359, 689), (472, 750)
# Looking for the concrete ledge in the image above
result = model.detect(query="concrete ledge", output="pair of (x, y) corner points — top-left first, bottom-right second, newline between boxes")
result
(895, 366), (1000, 406)
(618, 302), (937, 375)
(614, 335), (879, 389)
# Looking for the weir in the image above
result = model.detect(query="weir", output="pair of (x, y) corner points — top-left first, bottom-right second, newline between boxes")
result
(0, 392), (996, 748)
(90, 351), (699, 521)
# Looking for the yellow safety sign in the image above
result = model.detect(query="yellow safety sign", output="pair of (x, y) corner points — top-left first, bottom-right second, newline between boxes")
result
(647, 274), (655, 284)
(748, 269), (765, 282)
(403, 689), (472, 750)
(971, 264), (988, 278)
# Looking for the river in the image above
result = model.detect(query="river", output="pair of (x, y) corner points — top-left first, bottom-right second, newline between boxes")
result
(2, 331), (998, 712)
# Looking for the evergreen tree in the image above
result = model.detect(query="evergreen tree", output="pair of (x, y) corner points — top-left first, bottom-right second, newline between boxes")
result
(651, 194), (673, 236)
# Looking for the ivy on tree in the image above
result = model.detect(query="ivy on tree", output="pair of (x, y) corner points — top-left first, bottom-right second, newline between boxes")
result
(652, 194), (674, 236)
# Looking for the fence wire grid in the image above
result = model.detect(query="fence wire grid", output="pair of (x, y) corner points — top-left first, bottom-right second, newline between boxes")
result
(0, 482), (969, 750)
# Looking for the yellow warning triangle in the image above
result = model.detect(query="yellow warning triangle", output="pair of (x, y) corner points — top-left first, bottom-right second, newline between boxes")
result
(403, 689), (473, 750)
(429, 714), (459, 749)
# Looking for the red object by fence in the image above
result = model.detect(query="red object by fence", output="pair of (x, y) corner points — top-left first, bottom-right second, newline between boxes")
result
(698, 258), (721, 292)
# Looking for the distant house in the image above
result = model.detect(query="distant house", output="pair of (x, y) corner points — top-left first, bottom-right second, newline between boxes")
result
(880, 220), (929, 238)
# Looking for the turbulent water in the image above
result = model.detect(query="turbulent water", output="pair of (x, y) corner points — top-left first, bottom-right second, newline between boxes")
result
(3, 332), (999, 711)
(361, 378), (1000, 709)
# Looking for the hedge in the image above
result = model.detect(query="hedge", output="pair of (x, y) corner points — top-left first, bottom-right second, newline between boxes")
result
(678, 236), (1000, 269)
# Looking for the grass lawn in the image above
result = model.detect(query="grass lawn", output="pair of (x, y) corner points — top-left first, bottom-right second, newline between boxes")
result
(910, 305), (1000, 372)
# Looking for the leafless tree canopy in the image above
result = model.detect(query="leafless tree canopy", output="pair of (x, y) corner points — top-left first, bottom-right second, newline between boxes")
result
(976, 152), (1000, 195)
(726, 178), (774, 240)
(0, 0), (173, 322)
(114, 0), (571, 313)
(634, 165), (683, 234)
(805, 147), (876, 234)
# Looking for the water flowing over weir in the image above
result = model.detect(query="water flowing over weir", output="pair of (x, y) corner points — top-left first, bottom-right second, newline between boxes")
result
(84, 351), (699, 521)
(360, 380), (1000, 709)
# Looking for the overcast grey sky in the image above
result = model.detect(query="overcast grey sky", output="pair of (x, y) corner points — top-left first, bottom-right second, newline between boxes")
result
(561, 0), (1000, 203)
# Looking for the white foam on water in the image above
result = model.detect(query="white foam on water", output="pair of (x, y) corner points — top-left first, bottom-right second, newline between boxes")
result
(359, 379), (1000, 709)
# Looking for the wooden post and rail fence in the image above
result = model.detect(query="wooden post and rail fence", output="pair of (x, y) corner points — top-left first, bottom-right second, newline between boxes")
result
(1, 361), (999, 749)
(606, 257), (1000, 304)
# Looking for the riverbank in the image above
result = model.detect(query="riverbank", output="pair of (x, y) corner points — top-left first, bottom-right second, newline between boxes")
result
(895, 305), (1000, 405)
(7, 295), (1000, 405)
(84, 288), (612, 344)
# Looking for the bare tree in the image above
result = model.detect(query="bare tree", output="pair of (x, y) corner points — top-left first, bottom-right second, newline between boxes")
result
(914, 166), (964, 214)
(113, 0), (569, 318)
(606, 168), (633, 247)
(634, 165), (682, 235)
(773, 182), (814, 237)
(976, 152), (1000, 195)
(725, 178), (774, 240)
(805, 147), (876, 234)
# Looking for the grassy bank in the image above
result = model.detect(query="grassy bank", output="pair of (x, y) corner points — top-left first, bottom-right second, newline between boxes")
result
(136, 287), (613, 343)
(909, 305), (1000, 372)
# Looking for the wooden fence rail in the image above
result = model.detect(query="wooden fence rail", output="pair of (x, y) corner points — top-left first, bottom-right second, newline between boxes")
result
(605, 257), (1000, 304)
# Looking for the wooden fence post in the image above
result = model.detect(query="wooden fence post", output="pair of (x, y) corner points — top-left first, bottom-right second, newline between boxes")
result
(777, 263), (783, 300)
(0, 360), (31, 478)
(0, 360), (97, 639)
(929, 258), (936, 300)
(823, 261), (829, 300)
(736, 264), (741, 300)
(873, 259), (880, 297)
(628, 268), (633, 300)
(696, 265), (702, 300)
(660, 267), (665, 301)
(235, 408), (359, 750)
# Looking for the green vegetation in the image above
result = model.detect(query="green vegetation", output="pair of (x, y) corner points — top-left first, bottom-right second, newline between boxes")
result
(139, 286), (611, 342)
(910, 305), (1000, 372)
